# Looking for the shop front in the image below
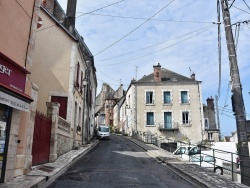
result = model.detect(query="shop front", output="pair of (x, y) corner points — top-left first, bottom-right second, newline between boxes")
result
(0, 52), (32, 182)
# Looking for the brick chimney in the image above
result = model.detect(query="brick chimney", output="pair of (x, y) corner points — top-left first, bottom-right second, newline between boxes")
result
(191, 73), (196, 80)
(66, 0), (77, 27)
(206, 97), (214, 111)
(153, 63), (162, 82)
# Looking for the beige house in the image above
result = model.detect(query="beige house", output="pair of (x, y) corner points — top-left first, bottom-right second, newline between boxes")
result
(126, 63), (204, 143)
(31, 0), (96, 155)
(203, 97), (219, 142)
(0, 0), (40, 182)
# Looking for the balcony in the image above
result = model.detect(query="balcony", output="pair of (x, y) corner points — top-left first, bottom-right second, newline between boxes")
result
(158, 122), (179, 132)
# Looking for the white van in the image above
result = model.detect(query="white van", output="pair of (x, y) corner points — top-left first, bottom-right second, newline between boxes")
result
(97, 125), (110, 140)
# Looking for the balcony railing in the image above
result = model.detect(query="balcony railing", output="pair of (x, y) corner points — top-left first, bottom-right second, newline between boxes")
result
(58, 117), (71, 134)
(158, 122), (179, 131)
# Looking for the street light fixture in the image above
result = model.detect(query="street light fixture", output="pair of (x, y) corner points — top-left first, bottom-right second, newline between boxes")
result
(82, 78), (88, 145)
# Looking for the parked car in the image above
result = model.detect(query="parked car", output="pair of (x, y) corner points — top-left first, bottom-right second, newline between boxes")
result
(97, 125), (110, 140)
(190, 153), (223, 175)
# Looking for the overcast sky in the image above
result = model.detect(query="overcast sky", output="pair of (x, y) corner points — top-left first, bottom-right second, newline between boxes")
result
(57, 0), (250, 137)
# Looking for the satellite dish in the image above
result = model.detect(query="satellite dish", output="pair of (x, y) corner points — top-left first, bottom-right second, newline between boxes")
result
(37, 17), (43, 29)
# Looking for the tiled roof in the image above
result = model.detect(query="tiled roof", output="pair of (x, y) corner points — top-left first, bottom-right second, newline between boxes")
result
(136, 68), (197, 83)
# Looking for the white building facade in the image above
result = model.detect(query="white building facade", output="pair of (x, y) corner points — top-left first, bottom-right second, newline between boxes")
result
(126, 63), (204, 144)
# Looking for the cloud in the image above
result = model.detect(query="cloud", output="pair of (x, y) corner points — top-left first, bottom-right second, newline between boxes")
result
(58, 0), (250, 136)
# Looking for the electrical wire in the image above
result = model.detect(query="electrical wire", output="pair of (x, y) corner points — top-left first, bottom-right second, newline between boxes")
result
(243, 0), (250, 11)
(97, 79), (128, 87)
(245, 23), (250, 30)
(84, 13), (215, 24)
(228, 0), (236, 9)
(97, 26), (213, 66)
(97, 25), (213, 62)
(221, 81), (231, 115)
(76, 0), (125, 18)
(37, 0), (126, 32)
(232, 6), (250, 14)
(94, 0), (176, 56)
(96, 68), (120, 82)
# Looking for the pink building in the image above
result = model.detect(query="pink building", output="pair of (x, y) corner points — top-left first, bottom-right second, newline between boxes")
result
(0, 0), (40, 182)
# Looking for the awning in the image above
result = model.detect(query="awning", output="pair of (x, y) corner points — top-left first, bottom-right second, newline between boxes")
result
(0, 84), (33, 112)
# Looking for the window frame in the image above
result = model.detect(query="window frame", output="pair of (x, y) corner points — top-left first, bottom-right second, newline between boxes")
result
(145, 90), (155, 105)
(163, 90), (172, 104)
(146, 111), (155, 126)
(179, 90), (190, 104)
(182, 111), (190, 125)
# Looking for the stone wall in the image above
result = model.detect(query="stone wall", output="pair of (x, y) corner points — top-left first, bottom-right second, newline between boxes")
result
(57, 133), (73, 156)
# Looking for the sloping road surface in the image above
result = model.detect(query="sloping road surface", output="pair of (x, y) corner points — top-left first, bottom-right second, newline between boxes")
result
(47, 134), (196, 188)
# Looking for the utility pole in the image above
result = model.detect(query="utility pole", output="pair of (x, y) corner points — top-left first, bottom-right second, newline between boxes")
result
(221, 0), (250, 185)
(215, 95), (221, 141)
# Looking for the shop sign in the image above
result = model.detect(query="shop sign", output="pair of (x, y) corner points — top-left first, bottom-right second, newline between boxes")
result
(0, 53), (29, 94)
(0, 91), (29, 112)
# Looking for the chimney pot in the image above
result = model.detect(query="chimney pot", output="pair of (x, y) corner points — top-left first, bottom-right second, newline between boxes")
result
(153, 63), (162, 82)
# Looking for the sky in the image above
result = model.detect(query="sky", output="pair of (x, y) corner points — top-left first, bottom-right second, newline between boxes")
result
(57, 0), (250, 137)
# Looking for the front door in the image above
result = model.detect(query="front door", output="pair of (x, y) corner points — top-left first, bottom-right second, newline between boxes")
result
(164, 112), (172, 129)
(0, 104), (12, 182)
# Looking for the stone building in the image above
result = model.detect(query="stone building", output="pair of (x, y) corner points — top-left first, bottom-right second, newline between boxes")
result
(0, 0), (40, 182)
(95, 83), (125, 131)
(203, 97), (219, 142)
(31, 0), (96, 155)
(125, 63), (204, 143)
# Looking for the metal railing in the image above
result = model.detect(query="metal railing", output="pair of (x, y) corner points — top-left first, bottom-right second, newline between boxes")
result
(132, 131), (250, 183)
(158, 122), (179, 130)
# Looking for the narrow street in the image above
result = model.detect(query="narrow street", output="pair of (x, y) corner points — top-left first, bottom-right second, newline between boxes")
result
(47, 135), (195, 188)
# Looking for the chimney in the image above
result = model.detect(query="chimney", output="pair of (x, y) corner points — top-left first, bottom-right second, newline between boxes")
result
(206, 97), (214, 111)
(191, 73), (196, 80)
(66, 0), (77, 27)
(153, 63), (162, 82)
(42, 0), (54, 14)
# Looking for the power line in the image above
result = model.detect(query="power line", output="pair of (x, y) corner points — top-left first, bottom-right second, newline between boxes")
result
(96, 25), (213, 62)
(76, 0), (125, 18)
(243, 0), (250, 11)
(97, 79), (128, 87)
(97, 26), (213, 66)
(96, 68), (120, 82)
(232, 5), (250, 14)
(94, 0), (176, 56)
(36, 1), (126, 32)
(84, 13), (215, 24)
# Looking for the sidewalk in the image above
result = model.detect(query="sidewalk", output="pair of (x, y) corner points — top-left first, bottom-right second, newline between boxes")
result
(0, 140), (99, 188)
(125, 136), (248, 188)
(0, 136), (249, 188)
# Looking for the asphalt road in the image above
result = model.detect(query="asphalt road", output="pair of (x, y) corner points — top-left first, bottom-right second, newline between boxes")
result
(47, 135), (196, 188)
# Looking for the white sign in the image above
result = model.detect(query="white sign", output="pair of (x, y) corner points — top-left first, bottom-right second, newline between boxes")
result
(0, 64), (12, 76)
(0, 91), (29, 112)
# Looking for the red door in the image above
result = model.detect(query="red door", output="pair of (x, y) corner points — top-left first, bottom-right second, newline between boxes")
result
(32, 112), (52, 166)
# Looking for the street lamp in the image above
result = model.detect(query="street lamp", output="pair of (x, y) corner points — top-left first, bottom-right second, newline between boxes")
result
(82, 78), (87, 145)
